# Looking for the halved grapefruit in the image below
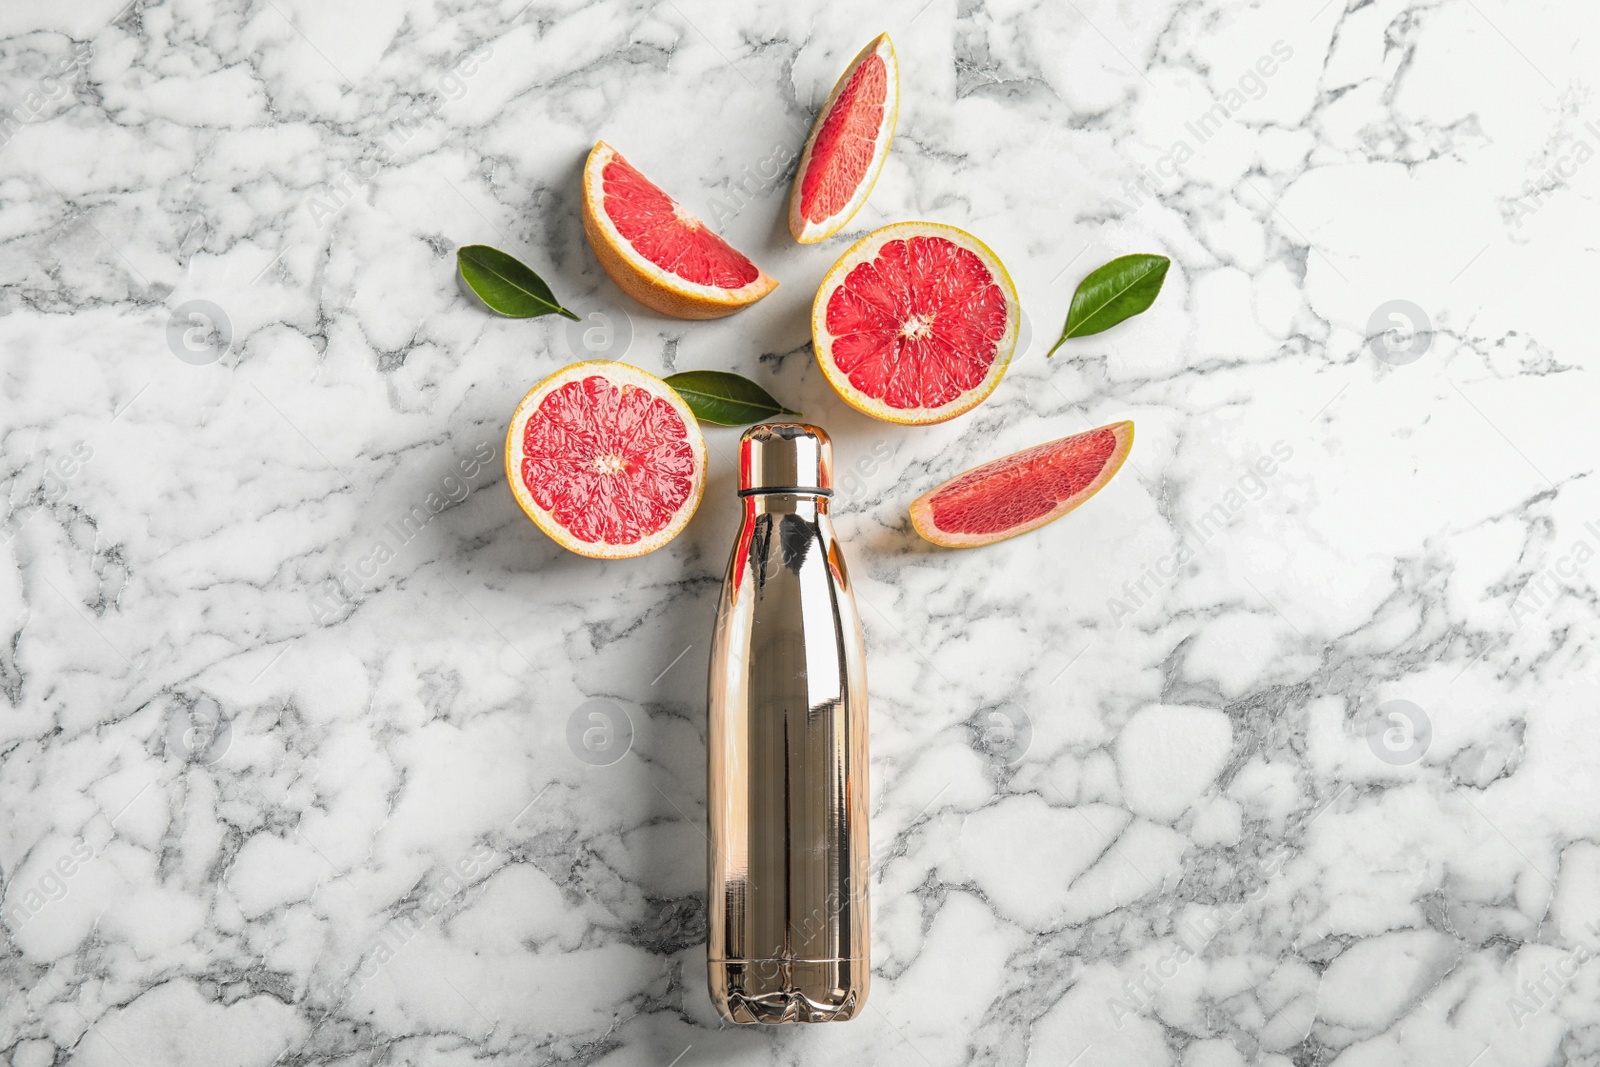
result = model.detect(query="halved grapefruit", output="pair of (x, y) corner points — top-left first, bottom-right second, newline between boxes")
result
(812, 221), (1019, 424)
(506, 361), (706, 559)
(582, 141), (777, 320)
(789, 33), (898, 244)
(910, 422), (1134, 548)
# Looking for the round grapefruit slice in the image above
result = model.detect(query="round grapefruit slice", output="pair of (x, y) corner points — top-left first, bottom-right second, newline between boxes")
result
(505, 361), (706, 559)
(910, 422), (1134, 548)
(788, 33), (898, 244)
(812, 221), (1019, 425)
(582, 142), (777, 320)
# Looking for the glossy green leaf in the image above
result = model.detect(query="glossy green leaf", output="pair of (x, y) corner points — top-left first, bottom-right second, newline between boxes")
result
(1049, 253), (1170, 354)
(664, 371), (800, 427)
(457, 244), (580, 321)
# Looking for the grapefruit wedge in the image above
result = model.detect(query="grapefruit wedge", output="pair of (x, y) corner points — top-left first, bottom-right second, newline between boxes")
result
(789, 33), (898, 244)
(582, 142), (777, 320)
(910, 422), (1134, 548)
(506, 361), (706, 559)
(812, 221), (1019, 425)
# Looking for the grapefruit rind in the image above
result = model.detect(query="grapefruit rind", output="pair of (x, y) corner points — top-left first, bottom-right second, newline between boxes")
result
(811, 221), (1020, 426)
(581, 142), (778, 320)
(788, 33), (899, 245)
(909, 421), (1135, 548)
(505, 360), (708, 559)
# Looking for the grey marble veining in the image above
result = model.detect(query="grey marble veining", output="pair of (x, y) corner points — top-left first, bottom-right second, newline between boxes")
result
(2, 0), (1599, 1064)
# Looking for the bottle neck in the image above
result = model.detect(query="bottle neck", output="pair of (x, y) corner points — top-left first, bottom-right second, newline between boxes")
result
(742, 491), (831, 518)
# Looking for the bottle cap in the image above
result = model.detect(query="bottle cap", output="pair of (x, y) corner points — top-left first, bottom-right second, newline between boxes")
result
(738, 422), (833, 496)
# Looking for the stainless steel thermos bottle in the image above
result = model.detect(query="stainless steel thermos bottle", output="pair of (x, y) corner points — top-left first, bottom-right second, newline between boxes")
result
(706, 423), (870, 1024)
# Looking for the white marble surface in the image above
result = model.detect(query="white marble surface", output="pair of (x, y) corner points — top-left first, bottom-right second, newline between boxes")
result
(3, 0), (1599, 1063)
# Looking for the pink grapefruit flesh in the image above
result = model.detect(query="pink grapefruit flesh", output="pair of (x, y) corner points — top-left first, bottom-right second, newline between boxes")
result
(506, 361), (707, 558)
(603, 154), (759, 288)
(812, 221), (1019, 424)
(910, 422), (1135, 548)
(789, 34), (898, 243)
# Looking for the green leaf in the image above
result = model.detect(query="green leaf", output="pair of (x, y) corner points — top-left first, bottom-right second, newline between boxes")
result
(457, 244), (580, 321)
(1049, 253), (1170, 354)
(664, 371), (800, 427)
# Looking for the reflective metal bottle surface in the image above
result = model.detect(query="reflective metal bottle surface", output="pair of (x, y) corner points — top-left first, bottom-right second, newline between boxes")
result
(707, 423), (870, 1024)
